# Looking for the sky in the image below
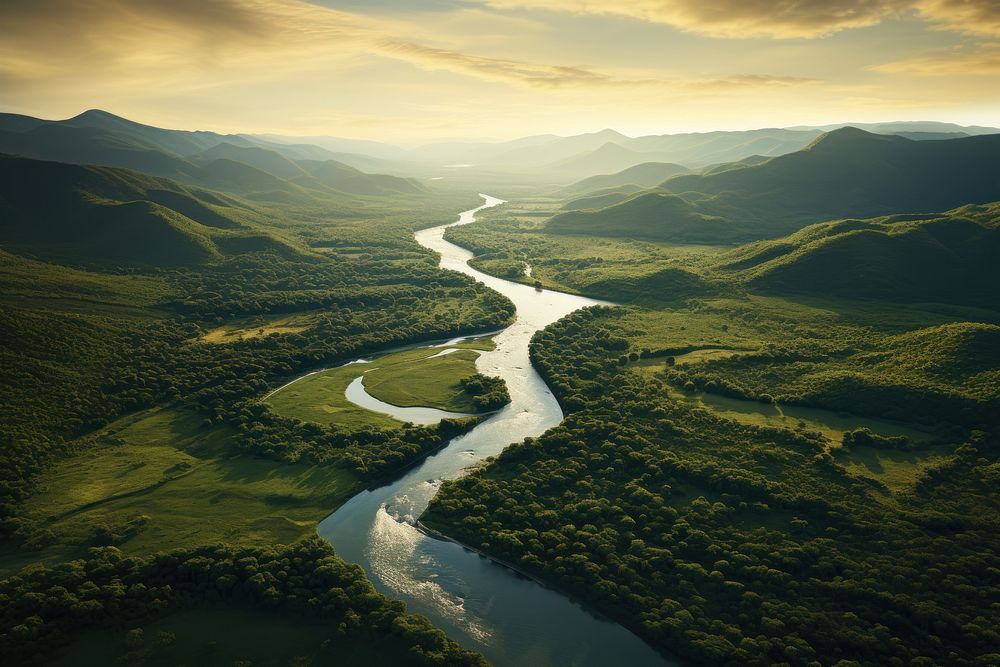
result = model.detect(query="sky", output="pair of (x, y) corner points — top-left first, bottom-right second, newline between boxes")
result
(1, 0), (999, 142)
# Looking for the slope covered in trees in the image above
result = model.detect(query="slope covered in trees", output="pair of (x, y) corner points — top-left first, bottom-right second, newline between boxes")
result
(1, 537), (486, 666)
(559, 162), (690, 196)
(546, 129), (1000, 243)
(0, 154), (301, 266)
(719, 203), (1000, 307)
(0, 110), (429, 200)
(548, 192), (729, 243)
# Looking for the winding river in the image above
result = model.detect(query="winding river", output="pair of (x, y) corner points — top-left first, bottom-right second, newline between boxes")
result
(317, 195), (672, 666)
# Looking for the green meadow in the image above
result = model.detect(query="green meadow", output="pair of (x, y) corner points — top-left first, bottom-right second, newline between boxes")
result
(0, 407), (361, 575)
(265, 338), (496, 428)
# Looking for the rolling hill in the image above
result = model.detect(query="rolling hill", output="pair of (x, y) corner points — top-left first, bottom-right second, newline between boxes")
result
(193, 143), (309, 180)
(548, 191), (728, 242)
(544, 142), (654, 177)
(549, 129), (1000, 243)
(0, 122), (201, 181)
(621, 128), (823, 167)
(720, 202), (1000, 306)
(0, 154), (300, 267)
(559, 186), (645, 211)
(0, 110), (431, 199)
(299, 160), (426, 196)
(559, 161), (690, 195)
(699, 154), (771, 175)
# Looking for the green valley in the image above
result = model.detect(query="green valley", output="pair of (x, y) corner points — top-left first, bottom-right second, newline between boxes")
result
(2, 49), (999, 667)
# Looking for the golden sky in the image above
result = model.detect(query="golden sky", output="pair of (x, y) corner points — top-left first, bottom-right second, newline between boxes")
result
(2, 0), (998, 141)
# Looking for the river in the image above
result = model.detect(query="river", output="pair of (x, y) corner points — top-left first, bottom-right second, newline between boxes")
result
(317, 195), (672, 666)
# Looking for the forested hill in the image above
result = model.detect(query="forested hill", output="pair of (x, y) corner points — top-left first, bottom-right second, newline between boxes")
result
(547, 128), (1000, 243)
(718, 202), (1000, 307)
(0, 154), (302, 266)
(0, 109), (428, 198)
(559, 161), (690, 196)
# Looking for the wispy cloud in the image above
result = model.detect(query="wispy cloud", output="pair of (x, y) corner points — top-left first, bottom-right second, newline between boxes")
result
(0, 0), (991, 138)
(481, 0), (1000, 39)
(0, 0), (814, 91)
(375, 40), (647, 87)
(915, 0), (1000, 38)
(480, 0), (913, 38)
(873, 42), (1000, 75)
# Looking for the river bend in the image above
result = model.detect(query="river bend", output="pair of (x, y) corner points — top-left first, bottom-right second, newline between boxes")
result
(317, 195), (671, 666)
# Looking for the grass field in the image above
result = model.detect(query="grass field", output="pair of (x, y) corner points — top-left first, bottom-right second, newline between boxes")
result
(265, 338), (495, 428)
(834, 445), (952, 493)
(45, 606), (419, 667)
(199, 312), (319, 343)
(0, 407), (361, 574)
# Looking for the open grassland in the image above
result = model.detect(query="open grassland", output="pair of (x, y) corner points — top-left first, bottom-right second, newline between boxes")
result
(46, 606), (419, 667)
(834, 444), (954, 494)
(265, 338), (494, 428)
(365, 349), (483, 411)
(199, 311), (318, 343)
(0, 407), (361, 575)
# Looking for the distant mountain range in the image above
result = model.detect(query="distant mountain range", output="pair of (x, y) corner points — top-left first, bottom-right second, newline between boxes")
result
(547, 128), (1000, 243)
(0, 110), (426, 198)
(264, 119), (999, 176)
(4, 109), (997, 183)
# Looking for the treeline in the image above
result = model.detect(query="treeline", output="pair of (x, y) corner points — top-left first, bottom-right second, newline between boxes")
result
(0, 536), (486, 666)
(460, 373), (511, 411)
(423, 306), (1000, 666)
(227, 399), (480, 476)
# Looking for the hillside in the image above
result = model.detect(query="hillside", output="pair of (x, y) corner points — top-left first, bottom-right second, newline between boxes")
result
(0, 123), (201, 181)
(548, 191), (728, 242)
(559, 186), (645, 211)
(1, 109), (314, 161)
(545, 142), (655, 177)
(0, 110), (432, 199)
(549, 129), (1000, 243)
(301, 160), (426, 196)
(560, 162), (690, 195)
(622, 128), (822, 167)
(876, 322), (1000, 399)
(193, 143), (309, 180)
(699, 154), (771, 175)
(665, 128), (1000, 228)
(0, 154), (299, 266)
(482, 128), (630, 168)
(720, 203), (1000, 306)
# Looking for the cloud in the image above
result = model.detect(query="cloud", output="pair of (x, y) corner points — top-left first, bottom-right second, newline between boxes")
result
(915, 0), (1000, 38)
(376, 40), (625, 87)
(873, 42), (1000, 74)
(374, 40), (820, 91)
(691, 74), (821, 89)
(481, 0), (912, 38)
(482, 0), (1000, 39)
(0, 0), (815, 92)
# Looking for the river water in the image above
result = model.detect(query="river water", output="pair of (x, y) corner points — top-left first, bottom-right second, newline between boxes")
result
(317, 195), (672, 666)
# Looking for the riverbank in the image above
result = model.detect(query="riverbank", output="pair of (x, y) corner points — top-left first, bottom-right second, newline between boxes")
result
(317, 195), (669, 667)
